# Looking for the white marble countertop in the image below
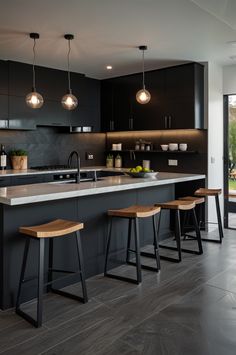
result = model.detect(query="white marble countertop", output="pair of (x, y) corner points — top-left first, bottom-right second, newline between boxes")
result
(0, 166), (124, 177)
(0, 172), (205, 206)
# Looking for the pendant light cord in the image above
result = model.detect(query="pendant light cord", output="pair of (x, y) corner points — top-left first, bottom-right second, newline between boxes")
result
(142, 49), (145, 90)
(67, 39), (72, 93)
(32, 38), (36, 90)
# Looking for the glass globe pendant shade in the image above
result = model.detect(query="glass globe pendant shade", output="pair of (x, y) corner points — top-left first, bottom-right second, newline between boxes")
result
(61, 92), (78, 110)
(25, 90), (44, 109)
(136, 88), (151, 104)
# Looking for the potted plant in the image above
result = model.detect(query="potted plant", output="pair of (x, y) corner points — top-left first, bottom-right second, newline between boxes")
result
(106, 154), (114, 168)
(10, 150), (28, 170)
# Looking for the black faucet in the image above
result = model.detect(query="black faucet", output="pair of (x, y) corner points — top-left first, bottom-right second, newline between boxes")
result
(68, 151), (80, 183)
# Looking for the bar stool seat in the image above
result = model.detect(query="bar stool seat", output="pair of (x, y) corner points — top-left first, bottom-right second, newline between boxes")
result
(179, 196), (205, 205)
(155, 200), (195, 210)
(16, 219), (88, 328)
(194, 188), (224, 243)
(108, 205), (161, 218)
(104, 205), (161, 285)
(195, 188), (222, 197)
(20, 219), (84, 238)
(155, 200), (203, 262)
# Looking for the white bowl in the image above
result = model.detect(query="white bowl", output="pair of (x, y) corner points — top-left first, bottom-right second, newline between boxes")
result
(168, 143), (178, 151)
(161, 144), (168, 151)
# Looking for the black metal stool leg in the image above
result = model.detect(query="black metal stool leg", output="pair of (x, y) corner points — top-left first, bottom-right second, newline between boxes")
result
(126, 218), (132, 263)
(37, 238), (45, 328)
(75, 231), (88, 303)
(104, 216), (113, 275)
(134, 218), (142, 283)
(182, 211), (187, 240)
(192, 208), (203, 254)
(16, 238), (30, 310)
(47, 238), (53, 292)
(215, 195), (224, 242)
(153, 214), (161, 270)
(175, 210), (182, 262)
(159, 209), (182, 262)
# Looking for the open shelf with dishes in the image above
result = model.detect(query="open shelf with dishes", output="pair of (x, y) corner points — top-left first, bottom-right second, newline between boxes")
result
(106, 149), (198, 154)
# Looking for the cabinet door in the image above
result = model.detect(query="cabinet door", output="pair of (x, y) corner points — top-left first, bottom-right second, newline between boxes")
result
(133, 70), (166, 130)
(70, 106), (100, 131)
(165, 64), (194, 101)
(11, 175), (44, 186)
(71, 74), (100, 108)
(101, 81), (114, 131)
(0, 177), (11, 187)
(8, 61), (33, 97)
(36, 99), (70, 126)
(0, 95), (8, 119)
(37, 66), (67, 101)
(166, 99), (195, 129)
(0, 60), (8, 95)
(113, 79), (131, 131)
(8, 96), (39, 120)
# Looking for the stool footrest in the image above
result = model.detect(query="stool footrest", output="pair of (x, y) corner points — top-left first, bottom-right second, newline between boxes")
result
(127, 260), (159, 272)
(159, 244), (202, 255)
(104, 272), (140, 285)
(51, 288), (87, 303)
(160, 255), (181, 263)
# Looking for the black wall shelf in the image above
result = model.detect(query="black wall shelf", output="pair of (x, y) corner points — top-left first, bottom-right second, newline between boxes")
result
(107, 150), (198, 154)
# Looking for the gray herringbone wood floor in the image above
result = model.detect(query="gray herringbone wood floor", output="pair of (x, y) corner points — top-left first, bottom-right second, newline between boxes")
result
(1, 229), (236, 355)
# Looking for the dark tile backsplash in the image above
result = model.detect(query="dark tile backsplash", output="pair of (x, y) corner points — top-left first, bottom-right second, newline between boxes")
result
(0, 127), (207, 174)
(0, 127), (106, 168)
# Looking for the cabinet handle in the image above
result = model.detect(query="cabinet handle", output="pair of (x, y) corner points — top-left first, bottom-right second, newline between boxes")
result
(168, 116), (171, 129)
(129, 118), (133, 130)
(110, 120), (114, 131)
(164, 116), (167, 129)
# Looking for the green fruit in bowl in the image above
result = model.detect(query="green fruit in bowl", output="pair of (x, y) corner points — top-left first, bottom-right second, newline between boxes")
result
(142, 168), (150, 172)
(135, 165), (143, 172)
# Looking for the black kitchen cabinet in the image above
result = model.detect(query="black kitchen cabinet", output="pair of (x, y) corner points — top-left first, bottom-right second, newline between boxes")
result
(36, 99), (70, 126)
(11, 175), (44, 186)
(0, 177), (11, 187)
(101, 62), (204, 131)
(70, 106), (100, 131)
(8, 61), (33, 97)
(0, 95), (8, 120)
(0, 61), (8, 95)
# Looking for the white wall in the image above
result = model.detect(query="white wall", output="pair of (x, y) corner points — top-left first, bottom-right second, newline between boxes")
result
(223, 65), (236, 95)
(207, 62), (224, 227)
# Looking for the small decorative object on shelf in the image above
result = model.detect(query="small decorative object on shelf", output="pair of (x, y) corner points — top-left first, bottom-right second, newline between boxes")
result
(179, 143), (188, 151)
(0, 144), (7, 170)
(106, 154), (114, 168)
(115, 154), (122, 168)
(10, 150), (28, 170)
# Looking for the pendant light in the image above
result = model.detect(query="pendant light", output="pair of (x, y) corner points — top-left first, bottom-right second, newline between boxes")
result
(136, 45), (151, 104)
(25, 33), (44, 109)
(61, 34), (78, 110)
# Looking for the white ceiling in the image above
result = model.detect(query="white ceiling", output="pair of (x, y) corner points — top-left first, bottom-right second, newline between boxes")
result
(1, 0), (236, 79)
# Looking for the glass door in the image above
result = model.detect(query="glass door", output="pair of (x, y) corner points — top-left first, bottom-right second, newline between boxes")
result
(224, 94), (236, 229)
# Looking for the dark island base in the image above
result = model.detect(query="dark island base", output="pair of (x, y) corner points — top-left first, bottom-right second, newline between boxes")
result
(0, 179), (205, 309)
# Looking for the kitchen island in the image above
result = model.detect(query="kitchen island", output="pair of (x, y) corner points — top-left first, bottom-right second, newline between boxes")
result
(0, 172), (205, 309)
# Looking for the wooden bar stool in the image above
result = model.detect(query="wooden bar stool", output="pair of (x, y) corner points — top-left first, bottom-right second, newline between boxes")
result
(178, 196), (205, 240)
(16, 219), (88, 328)
(155, 200), (203, 262)
(104, 205), (161, 284)
(194, 188), (224, 243)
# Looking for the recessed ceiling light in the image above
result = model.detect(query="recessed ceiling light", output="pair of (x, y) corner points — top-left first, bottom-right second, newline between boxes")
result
(106, 65), (112, 70)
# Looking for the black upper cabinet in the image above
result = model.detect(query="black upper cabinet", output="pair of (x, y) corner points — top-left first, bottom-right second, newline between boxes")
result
(0, 95), (8, 119)
(101, 62), (204, 131)
(0, 60), (8, 95)
(7, 61), (101, 130)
